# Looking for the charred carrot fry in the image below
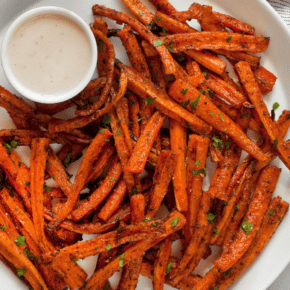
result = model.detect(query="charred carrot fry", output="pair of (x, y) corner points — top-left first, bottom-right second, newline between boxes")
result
(210, 95), (239, 121)
(214, 166), (281, 271)
(71, 155), (122, 221)
(153, 236), (173, 290)
(118, 25), (151, 80)
(127, 94), (141, 137)
(184, 134), (209, 245)
(169, 119), (188, 212)
(122, 0), (154, 25)
(34, 100), (74, 115)
(75, 29), (115, 116)
(98, 179), (127, 221)
(92, 5), (176, 74)
(47, 129), (112, 231)
(57, 143), (84, 168)
(146, 150), (176, 218)
(86, 143), (115, 183)
(189, 3), (226, 32)
(41, 219), (166, 263)
(0, 229), (48, 290)
(117, 194), (145, 290)
(193, 266), (221, 290)
(206, 73), (247, 108)
(217, 197), (289, 290)
(277, 110), (290, 138)
(110, 109), (135, 192)
(235, 61), (290, 170)
(209, 144), (224, 163)
(116, 61), (211, 135)
(126, 111), (167, 174)
(30, 138), (52, 253)
(168, 79), (267, 162)
(81, 211), (186, 290)
(215, 49), (260, 66)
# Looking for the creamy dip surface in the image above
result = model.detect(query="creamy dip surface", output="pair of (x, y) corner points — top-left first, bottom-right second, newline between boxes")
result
(7, 14), (91, 94)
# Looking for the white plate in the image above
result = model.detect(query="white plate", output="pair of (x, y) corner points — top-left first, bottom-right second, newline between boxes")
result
(0, 0), (290, 289)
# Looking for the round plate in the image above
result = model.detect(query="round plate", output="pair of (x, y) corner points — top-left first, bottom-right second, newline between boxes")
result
(0, 0), (289, 289)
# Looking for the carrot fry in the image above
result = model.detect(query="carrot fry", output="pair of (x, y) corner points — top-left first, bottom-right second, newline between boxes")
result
(153, 236), (173, 290)
(116, 61), (212, 135)
(41, 219), (166, 263)
(252, 65), (277, 95)
(117, 194), (145, 290)
(122, 0), (154, 25)
(127, 94), (141, 137)
(160, 32), (270, 53)
(193, 266), (221, 290)
(215, 49), (260, 66)
(168, 79), (267, 162)
(48, 65), (128, 132)
(92, 5), (176, 74)
(213, 11), (255, 34)
(47, 129), (112, 231)
(184, 134), (209, 245)
(277, 110), (290, 138)
(81, 211), (186, 290)
(75, 28), (115, 116)
(30, 138), (53, 253)
(126, 111), (167, 174)
(56, 143), (84, 168)
(169, 119), (188, 212)
(120, 97), (130, 126)
(217, 197), (289, 290)
(118, 25), (151, 80)
(206, 73), (247, 108)
(34, 100), (74, 115)
(98, 179), (127, 221)
(110, 109), (135, 192)
(93, 18), (108, 77)
(214, 166), (281, 271)
(146, 150), (176, 218)
(71, 154), (122, 221)
(0, 228), (48, 290)
(235, 61), (290, 170)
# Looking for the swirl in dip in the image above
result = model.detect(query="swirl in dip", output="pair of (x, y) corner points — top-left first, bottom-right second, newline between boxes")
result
(7, 14), (91, 94)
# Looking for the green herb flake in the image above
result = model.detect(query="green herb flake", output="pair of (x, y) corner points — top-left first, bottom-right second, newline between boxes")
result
(6, 143), (12, 151)
(214, 287), (219, 290)
(223, 268), (232, 276)
(190, 95), (200, 109)
(46, 162), (49, 167)
(214, 228), (220, 234)
(212, 137), (223, 149)
(0, 225), (6, 231)
(199, 89), (206, 95)
(99, 40), (104, 51)
(44, 185), (52, 192)
(261, 35), (270, 39)
(116, 130), (122, 135)
(102, 114), (111, 125)
(10, 140), (18, 148)
(143, 97), (156, 105)
(210, 112), (215, 117)
(180, 100), (190, 107)
(207, 213), (216, 224)
(226, 36), (232, 43)
(106, 243), (112, 251)
(152, 222), (157, 227)
(5, 185), (12, 189)
(104, 283), (110, 290)
(129, 100), (135, 105)
(207, 88), (213, 98)
(177, 56), (185, 62)
(202, 72), (208, 79)
(273, 102), (280, 110)
(165, 262), (172, 274)
(222, 201), (228, 206)
(225, 142), (231, 150)
(132, 188), (140, 195)
(269, 209), (274, 215)
(153, 40), (165, 47)
(274, 137), (278, 148)
(109, 177), (115, 181)
(119, 253), (125, 267)
(100, 128), (104, 134)
(95, 87), (101, 91)
(180, 88), (188, 95)
(25, 182), (30, 186)
(170, 217), (180, 227)
(64, 152), (72, 167)
(16, 268), (26, 277)
(74, 260), (79, 263)
(24, 249), (39, 261)
(18, 161), (22, 167)
(9, 192), (14, 197)
(194, 160), (200, 166)
(241, 220), (253, 234)
(219, 112), (225, 122)
(139, 12), (144, 16)
(156, 16), (161, 22)
(105, 139), (110, 142)
(15, 236), (25, 246)
(240, 113), (249, 119)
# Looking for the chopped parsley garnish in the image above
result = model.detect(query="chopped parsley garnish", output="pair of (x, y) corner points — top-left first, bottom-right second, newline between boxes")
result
(226, 36), (232, 43)
(15, 236), (25, 246)
(268, 209), (274, 215)
(225, 142), (231, 150)
(119, 253), (125, 267)
(273, 102), (280, 110)
(10, 140), (18, 148)
(240, 113), (249, 118)
(202, 72), (208, 79)
(132, 188), (140, 195)
(143, 97), (156, 105)
(214, 228), (220, 234)
(181, 100), (190, 107)
(180, 88), (188, 94)
(99, 40), (104, 51)
(274, 137), (278, 148)
(153, 40), (165, 47)
(152, 222), (157, 227)
(207, 88), (213, 98)
(207, 213), (216, 224)
(177, 56), (185, 62)
(210, 112), (215, 117)
(219, 112), (225, 122)
(109, 177), (115, 180)
(223, 268), (232, 276)
(192, 168), (207, 177)
(24, 249), (39, 261)
(156, 16), (161, 22)
(139, 12), (144, 16)
(17, 268), (26, 277)
(199, 89), (206, 95)
(64, 151), (72, 167)
(0, 225), (6, 231)
(165, 262), (172, 274)
(212, 137), (223, 149)
(129, 100), (135, 105)
(261, 35), (270, 39)
(170, 217), (180, 227)
(241, 220), (253, 234)
(44, 185), (52, 192)
(116, 130), (122, 135)
(190, 95), (200, 109)
(194, 160), (200, 166)
(106, 243), (111, 251)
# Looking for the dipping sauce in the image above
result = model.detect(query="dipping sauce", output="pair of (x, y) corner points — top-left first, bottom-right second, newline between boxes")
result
(7, 14), (91, 94)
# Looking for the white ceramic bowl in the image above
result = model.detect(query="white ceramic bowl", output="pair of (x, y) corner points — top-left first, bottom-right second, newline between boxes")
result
(1, 6), (97, 104)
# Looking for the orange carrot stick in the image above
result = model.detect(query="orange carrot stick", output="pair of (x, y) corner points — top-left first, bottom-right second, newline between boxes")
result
(98, 179), (127, 221)
(71, 155), (122, 221)
(213, 166), (281, 271)
(146, 150), (176, 218)
(47, 129), (112, 231)
(126, 111), (167, 174)
(127, 94), (141, 137)
(252, 65), (277, 95)
(169, 119), (188, 212)
(92, 5), (176, 74)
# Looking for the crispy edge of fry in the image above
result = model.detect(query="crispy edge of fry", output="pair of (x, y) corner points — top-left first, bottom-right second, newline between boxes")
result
(252, 65), (277, 95)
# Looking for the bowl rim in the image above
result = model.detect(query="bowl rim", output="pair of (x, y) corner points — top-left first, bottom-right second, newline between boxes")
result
(1, 6), (97, 104)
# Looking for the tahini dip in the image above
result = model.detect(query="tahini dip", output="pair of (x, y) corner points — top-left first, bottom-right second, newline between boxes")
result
(7, 14), (92, 94)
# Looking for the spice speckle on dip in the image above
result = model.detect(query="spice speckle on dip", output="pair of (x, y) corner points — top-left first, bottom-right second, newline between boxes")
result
(7, 14), (92, 94)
